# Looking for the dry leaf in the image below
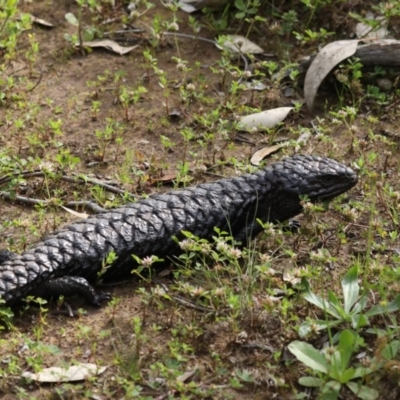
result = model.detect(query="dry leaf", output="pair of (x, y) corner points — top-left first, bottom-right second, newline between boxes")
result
(150, 173), (177, 185)
(238, 107), (294, 132)
(22, 363), (107, 383)
(283, 270), (301, 286)
(79, 40), (138, 55)
(178, 0), (229, 13)
(250, 144), (286, 166)
(218, 34), (264, 54)
(355, 13), (388, 39)
(304, 40), (360, 111)
(30, 14), (54, 28)
(245, 81), (268, 91)
(61, 206), (89, 219)
(295, 130), (311, 151)
(176, 368), (198, 382)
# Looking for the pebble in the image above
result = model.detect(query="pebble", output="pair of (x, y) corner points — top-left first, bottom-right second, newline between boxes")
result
(376, 78), (392, 91)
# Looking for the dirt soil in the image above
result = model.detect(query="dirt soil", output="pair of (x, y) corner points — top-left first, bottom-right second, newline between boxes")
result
(1, 1), (400, 400)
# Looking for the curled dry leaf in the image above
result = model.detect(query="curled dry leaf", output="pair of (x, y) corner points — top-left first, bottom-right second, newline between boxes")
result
(304, 40), (360, 111)
(22, 363), (107, 383)
(245, 81), (268, 91)
(79, 40), (138, 55)
(150, 172), (177, 185)
(238, 107), (294, 132)
(176, 368), (198, 383)
(283, 270), (301, 286)
(250, 143), (287, 166)
(29, 14), (54, 28)
(178, 0), (229, 13)
(217, 34), (264, 54)
(61, 206), (89, 219)
(295, 130), (311, 151)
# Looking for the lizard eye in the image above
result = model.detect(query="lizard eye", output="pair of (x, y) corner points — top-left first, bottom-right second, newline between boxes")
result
(322, 175), (335, 184)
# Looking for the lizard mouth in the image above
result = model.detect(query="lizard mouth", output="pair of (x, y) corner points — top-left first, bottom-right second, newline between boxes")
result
(317, 173), (358, 202)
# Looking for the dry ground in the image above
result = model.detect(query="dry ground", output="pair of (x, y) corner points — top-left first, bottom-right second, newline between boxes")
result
(1, 1), (400, 399)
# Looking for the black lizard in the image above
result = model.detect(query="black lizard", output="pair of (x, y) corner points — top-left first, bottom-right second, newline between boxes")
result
(0, 155), (358, 306)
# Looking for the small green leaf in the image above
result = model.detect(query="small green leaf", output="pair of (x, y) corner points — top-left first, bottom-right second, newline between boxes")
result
(65, 12), (79, 26)
(321, 380), (341, 400)
(328, 290), (340, 306)
(299, 376), (323, 387)
(288, 341), (327, 373)
(302, 280), (340, 318)
(339, 367), (356, 383)
(338, 330), (356, 373)
(350, 313), (369, 329)
(346, 382), (379, 400)
(366, 295), (400, 317)
(342, 265), (360, 313)
(353, 366), (374, 379)
(382, 340), (400, 360)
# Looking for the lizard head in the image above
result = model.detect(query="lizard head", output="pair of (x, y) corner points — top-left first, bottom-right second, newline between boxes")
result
(271, 154), (358, 203)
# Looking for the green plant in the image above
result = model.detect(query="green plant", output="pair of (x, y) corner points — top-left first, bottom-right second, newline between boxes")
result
(293, 28), (334, 45)
(0, 299), (14, 329)
(333, 58), (364, 107)
(0, 0), (31, 61)
(64, 0), (101, 50)
(299, 265), (400, 337)
(118, 85), (148, 120)
(289, 329), (379, 400)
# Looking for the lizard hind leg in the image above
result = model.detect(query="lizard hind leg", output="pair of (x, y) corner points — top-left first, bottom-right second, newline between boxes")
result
(30, 276), (111, 307)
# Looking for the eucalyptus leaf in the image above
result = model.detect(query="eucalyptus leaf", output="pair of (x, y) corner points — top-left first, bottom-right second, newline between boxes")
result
(304, 40), (359, 110)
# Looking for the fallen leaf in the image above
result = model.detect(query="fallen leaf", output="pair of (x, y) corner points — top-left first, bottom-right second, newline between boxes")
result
(238, 107), (294, 132)
(79, 40), (138, 55)
(22, 363), (107, 383)
(177, 1), (197, 12)
(355, 13), (388, 39)
(218, 34), (264, 54)
(176, 368), (198, 382)
(178, 0), (229, 13)
(283, 270), (301, 286)
(29, 14), (54, 28)
(245, 81), (268, 91)
(61, 206), (89, 219)
(250, 143), (286, 166)
(304, 40), (360, 111)
(150, 173), (177, 185)
(295, 130), (311, 151)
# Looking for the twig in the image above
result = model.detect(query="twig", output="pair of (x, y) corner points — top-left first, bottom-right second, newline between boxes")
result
(27, 63), (43, 92)
(0, 169), (138, 198)
(102, 29), (250, 80)
(0, 191), (106, 213)
(153, 279), (220, 314)
(65, 201), (106, 213)
(0, 191), (45, 206)
(161, 32), (250, 79)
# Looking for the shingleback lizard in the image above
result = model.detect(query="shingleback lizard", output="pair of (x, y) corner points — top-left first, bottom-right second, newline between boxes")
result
(0, 154), (358, 306)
